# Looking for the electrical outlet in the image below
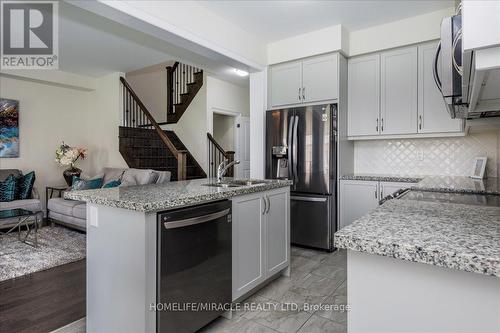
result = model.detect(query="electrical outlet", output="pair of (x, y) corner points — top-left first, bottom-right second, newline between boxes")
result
(417, 150), (424, 161)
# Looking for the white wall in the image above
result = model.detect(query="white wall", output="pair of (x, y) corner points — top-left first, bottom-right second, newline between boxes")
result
(353, 131), (500, 177)
(213, 114), (235, 151)
(206, 75), (249, 134)
(0, 71), (125, 211)
(126, 62), (175, 123)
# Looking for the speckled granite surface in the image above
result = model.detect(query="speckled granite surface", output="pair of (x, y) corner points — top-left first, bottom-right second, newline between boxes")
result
(340, 174), (422, 183)
(65, 178), (292, 212)
(334, 199), (500, 277)
(412, 176), (500, 195)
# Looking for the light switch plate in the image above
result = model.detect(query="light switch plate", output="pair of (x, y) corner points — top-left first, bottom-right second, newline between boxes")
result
(89, 206), (98, 227)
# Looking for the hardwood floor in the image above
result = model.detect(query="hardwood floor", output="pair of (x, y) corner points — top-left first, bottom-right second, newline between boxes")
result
(0, 259), (86, 333)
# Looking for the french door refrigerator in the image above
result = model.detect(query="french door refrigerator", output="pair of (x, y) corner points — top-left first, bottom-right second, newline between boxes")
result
(266, 104), (337, 251)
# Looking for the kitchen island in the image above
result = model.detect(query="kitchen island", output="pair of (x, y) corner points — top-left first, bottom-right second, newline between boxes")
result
(334, 191), (500, 333)
(66, 178), (292, 333)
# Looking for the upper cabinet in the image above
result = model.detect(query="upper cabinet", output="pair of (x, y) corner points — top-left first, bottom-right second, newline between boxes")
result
(417, 42), (463, 134)
(269, 53), (339, 108)
(347, 42), (464, 139)
(380, 46), (418, 135)
(348, 54), (380, 136)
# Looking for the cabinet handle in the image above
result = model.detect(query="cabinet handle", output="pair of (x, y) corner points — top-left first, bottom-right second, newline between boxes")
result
(302, 87), (305, 100)
(375, 189), (378, 199)
(419, 115), (422, 130)
(262, 197), (267, 215)
(381, 118), (384, 132)
(266, 196), (271, 214)
(376, 118), (379, 132)
(298, 88), (301, 100)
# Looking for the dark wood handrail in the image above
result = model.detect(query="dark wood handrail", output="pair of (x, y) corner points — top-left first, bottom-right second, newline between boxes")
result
(207, 133), (229, 157)
(120, 76), (188, 180)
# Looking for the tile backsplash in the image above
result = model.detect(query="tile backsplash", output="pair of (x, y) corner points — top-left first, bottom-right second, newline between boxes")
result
(354, 131), (500, 177)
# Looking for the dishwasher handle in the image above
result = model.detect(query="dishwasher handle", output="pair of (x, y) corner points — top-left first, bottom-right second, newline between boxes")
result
(163, 208), (230, 229)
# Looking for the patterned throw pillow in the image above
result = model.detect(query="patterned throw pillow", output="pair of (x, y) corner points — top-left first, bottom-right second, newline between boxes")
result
(71, 176), (104, 191)
(102, 180), (121, 188)
(16, 171), (36, 200)
(0, 175), (17, 202)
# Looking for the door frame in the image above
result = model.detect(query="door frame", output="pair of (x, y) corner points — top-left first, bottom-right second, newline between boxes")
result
(211, 107), (243, 177)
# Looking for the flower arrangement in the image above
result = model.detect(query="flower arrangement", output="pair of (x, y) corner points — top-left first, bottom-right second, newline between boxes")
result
(55, 142), (88, 186)
(55, 142), (87, 167)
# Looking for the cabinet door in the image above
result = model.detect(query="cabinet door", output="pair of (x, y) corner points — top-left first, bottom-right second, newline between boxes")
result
(339, 180), (379, 230)
(265, 188), (290, 277)
(269, 61), (302, 107)
(231, 193), (266, 300)
(418, 42), (463, 134)
(379, 181), (417, 199)
(348, 54), (380, 136)
(380, 46), (418, 135)
(302, 53), (339, 103)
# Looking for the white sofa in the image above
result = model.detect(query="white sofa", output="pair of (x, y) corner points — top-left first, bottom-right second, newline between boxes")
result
(48, 168), (171, 231)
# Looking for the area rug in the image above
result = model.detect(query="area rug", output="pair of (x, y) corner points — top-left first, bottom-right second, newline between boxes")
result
(0, 226), (86, 282)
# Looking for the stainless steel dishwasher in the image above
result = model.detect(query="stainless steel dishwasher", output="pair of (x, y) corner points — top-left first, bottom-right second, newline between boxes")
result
(157, 200), (232, 333)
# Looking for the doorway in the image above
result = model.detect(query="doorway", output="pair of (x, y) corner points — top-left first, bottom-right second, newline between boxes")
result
(212, 111), (250, 178)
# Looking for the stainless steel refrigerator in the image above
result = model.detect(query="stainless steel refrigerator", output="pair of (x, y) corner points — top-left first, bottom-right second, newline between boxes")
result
(266, 104), (337, 251)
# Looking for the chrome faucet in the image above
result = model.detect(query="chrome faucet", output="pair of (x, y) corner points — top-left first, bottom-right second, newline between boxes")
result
(217, 159), (240, 183)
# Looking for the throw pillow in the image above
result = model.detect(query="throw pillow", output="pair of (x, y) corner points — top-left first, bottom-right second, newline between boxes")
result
(0, 175), (17, 202)
(15, 171), (36, 200)
(71, 176), (104, 191)
(102, 180), (121, 188)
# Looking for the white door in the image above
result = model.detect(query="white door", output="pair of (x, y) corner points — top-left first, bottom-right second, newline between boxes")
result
(418, 42), (463, 134)
(379, 181), (417, 199)
(235, 116), (250, 179)
(265, 188), (289, 277)
(380, 46), (418, 135)
(339, 180), (380, 230)
(269, 61), (302, 107)
(302, 53), (339, 103)
(231, 193), (266, 300)
(348, 54), (381, 136)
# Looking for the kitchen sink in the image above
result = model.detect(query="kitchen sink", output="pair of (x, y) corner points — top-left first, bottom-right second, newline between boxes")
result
(227, 180), (267, 186)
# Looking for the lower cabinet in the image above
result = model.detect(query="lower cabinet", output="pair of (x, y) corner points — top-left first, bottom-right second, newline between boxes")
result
(339, 180), (416, 230)
(231, 187), (290, 301)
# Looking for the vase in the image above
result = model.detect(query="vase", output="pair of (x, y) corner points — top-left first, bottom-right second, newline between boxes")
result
(63, 166), (82, 186)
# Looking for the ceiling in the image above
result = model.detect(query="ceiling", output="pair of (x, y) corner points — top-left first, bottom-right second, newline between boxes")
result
(198, 0), (454, 43)
(58, 2), (249, 85)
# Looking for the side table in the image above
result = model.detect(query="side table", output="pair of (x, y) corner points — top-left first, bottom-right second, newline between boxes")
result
(46, 185), (68, 225)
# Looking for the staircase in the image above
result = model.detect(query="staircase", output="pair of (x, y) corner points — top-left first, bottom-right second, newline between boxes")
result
(207, 133), (235, 179)
(166, 62), (203, 124)
(119, 77), (206, 181)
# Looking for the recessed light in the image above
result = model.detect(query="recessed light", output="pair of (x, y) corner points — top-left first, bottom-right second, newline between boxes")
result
(233, 69), (249, 77)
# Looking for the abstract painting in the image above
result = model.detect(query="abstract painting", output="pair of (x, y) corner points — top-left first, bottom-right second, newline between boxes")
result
(0, 98), (19, 158)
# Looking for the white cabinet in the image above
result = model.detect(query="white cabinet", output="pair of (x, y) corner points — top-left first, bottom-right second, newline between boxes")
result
(269, 61), (302, 107)
(269, 53), (339, 108)
(302, 54), (339, 103)
(339, 180), (416, 229)
(348, 54), (380, 136)
(380, 46), (418, 135)
(339, 180), (379, 230)
(265, 189), (289, 277)
(347, 42), (464, 139)
(231, 187), (290, 301)
(418, 42), (464, 134)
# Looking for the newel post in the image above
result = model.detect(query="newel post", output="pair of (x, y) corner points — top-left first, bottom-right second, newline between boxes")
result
(177, 151), (188, 181)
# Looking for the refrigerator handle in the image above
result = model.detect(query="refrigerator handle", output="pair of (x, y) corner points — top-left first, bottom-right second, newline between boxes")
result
(293, 115), (299, 187)
(287, 116), (294, 181)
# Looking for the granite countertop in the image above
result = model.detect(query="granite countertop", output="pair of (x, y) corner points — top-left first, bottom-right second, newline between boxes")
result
(412, 176), (500, 195)
(334, 199), (500, 277)
(65, 178), (292, 213)
(340, 173), (423, 183)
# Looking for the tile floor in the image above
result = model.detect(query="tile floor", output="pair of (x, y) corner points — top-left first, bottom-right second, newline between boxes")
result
(53, 246), (348, 333)
(200, 247), (348, 333)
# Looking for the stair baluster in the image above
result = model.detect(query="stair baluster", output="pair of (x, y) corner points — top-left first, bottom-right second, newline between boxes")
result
(207, 133), (235, 179)
(166, 62), (203, 124)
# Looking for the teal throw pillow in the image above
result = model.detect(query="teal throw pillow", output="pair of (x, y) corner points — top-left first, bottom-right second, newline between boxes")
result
(16, 171), (36, 200)
(71, 176), (103, 191)
(102, 180), (121, 188)
(0, 175), (17, 202)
